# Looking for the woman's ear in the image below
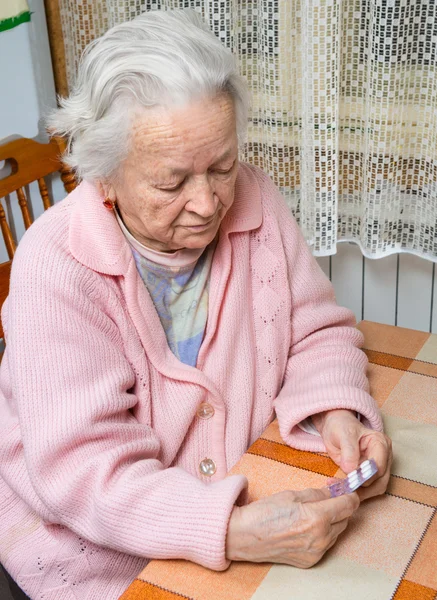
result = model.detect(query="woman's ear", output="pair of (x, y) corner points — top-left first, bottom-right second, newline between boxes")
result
(96, 181), (116, 201)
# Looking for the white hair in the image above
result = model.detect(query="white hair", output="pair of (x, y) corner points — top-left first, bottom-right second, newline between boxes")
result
(48, 9), (249, 183)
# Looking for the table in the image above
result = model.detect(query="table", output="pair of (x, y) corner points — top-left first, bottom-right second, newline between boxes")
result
(120, 321), (437, 600)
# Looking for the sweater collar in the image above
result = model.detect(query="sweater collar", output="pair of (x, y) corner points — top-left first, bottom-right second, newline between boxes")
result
(69, 162), (262, 276)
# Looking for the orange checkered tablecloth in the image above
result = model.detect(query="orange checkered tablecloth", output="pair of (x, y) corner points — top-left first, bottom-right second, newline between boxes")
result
(120, 322), (437, 600)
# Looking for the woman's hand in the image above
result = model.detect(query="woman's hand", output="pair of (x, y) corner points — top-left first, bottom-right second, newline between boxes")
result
(226, 487), (359, 568)
(312, 409), (393, 500)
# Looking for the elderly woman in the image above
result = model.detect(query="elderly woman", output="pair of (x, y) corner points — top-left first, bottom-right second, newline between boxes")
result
(0, 9), (391, 600)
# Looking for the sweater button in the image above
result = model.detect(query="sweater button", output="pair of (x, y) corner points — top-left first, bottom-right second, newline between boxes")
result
(197, 402), (215, 420)
(199, 458), (216, 477)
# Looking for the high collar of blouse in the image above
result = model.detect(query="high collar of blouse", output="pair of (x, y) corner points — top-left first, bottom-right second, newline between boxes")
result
(114, 206), (205, 268)
(68, 162), (263, 276)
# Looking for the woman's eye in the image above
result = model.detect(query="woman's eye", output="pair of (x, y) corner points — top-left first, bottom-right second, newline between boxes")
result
(161, 180), (184, 192)
(212, 166), (233, 175)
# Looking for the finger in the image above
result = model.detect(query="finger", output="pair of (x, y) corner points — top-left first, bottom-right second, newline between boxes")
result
(315, 491), (360, 524)
(339, 433), (361, 474)
(311, 518), (350, 562)
(326, 536), (338, 552)
(367, 444), (389, 476)
(290, 487), (332, 504)
(326, 518), (349, 551)
(361, 436), (393, 488)
(326, 477), (341, 486)
(358, 464), (391, 500)
(329, 517), (349, 541)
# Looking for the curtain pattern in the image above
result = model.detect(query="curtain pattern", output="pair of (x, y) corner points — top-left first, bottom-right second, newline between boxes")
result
(56, 0), (437, 260)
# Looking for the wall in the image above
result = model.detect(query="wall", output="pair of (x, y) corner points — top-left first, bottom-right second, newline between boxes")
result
(0, 0), (65, 262)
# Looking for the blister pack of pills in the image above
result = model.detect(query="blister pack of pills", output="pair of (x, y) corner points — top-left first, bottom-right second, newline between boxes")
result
(328, 459), (378, 498)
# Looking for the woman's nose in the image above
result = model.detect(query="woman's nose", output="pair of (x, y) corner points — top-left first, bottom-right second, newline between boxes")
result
(184, 176), (217, 218)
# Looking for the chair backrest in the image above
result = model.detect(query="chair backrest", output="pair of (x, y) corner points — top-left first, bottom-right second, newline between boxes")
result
(0, 137), (76, 259)
(0, 137), (77, 354)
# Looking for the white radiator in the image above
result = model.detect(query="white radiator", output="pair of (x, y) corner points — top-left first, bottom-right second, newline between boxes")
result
(317, 244), (437, 333)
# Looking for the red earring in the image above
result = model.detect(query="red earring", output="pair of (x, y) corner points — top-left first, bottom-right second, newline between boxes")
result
(103, 198), (115, 211)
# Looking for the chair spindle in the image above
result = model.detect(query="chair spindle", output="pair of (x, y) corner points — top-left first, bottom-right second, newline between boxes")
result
(37, 178), (52, 211)
(16, 188), (32, 230)
(60, 165), (76, 194)
(0, 202), (16, 259)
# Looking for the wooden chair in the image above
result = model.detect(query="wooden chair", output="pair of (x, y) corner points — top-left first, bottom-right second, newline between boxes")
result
(0, 137), (77, 354)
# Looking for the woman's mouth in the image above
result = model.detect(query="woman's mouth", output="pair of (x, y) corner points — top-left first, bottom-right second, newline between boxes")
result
(183, 218), (215, 231)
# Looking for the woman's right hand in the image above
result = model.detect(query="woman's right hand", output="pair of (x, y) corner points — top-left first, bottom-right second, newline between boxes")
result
(226, 487), (359, 568)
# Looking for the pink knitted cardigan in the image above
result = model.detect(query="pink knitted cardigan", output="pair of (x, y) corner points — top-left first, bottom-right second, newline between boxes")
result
(0, 163), (382, 599)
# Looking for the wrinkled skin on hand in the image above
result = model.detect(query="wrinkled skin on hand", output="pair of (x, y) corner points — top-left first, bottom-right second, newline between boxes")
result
(226, 487), (359, 568)
(312, 409), (393, 501)
(226, 409), (392, 568)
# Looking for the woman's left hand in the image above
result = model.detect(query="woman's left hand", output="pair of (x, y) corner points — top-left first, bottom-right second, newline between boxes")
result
(312, 409), (393, 500)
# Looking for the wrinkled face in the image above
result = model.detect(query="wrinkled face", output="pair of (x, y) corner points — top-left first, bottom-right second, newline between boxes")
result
(106, 94), (239, 252)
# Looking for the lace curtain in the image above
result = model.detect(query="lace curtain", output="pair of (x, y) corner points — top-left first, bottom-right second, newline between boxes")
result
(54, 0), (437, 260)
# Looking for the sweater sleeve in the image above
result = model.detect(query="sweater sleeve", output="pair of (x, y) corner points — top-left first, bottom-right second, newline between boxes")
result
(254, 169), (383, 452)
(6, 239), (247, 571)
